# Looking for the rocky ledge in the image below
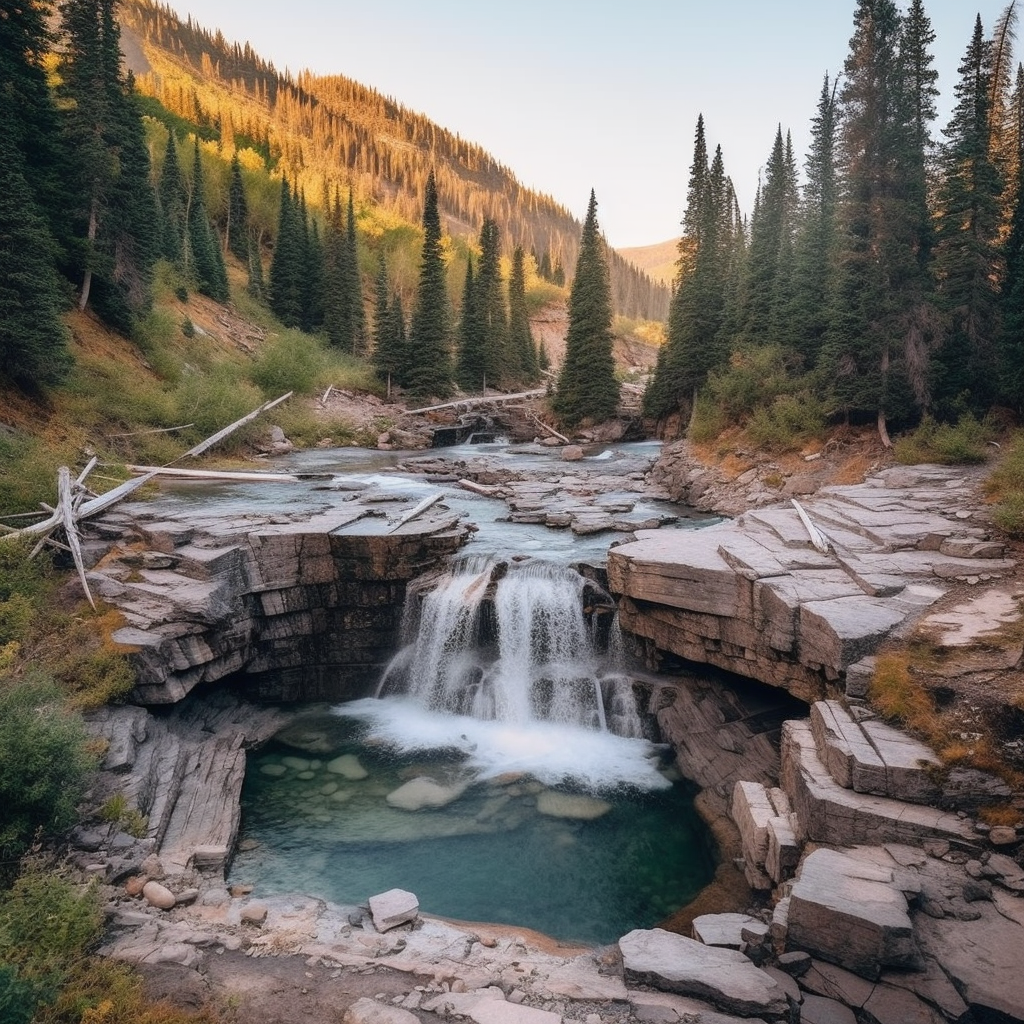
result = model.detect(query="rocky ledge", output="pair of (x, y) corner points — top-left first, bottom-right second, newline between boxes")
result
(81, 490), (469, 704)
(608, 464), (1015, 704)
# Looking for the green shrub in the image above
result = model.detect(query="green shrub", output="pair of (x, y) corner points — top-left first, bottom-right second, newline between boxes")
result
(249, 332), (325, 397)
(173, 365), (264, 440)
(688, 393), (730, 443)
(0, 674), (98, 867)
(746, 393), (826, 453)
(988, 437), (1024, 537)
(894, 413), (996, 465)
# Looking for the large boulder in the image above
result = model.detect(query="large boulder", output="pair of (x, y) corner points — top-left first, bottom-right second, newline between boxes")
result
(786, 848), (919, 979)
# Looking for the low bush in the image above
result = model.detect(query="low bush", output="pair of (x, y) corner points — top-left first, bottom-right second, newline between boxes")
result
(249, 331), (325, 397)
(985, 433), (1024, 539)
(0, 675), (97, 870)
(893, 413), (996, 465)
(745, 393), (826, 453)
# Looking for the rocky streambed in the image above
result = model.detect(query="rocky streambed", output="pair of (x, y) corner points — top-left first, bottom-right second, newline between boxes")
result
(66, 441), (1024, 1024)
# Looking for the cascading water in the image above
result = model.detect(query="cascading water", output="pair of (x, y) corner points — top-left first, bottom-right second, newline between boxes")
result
(233, 555), (715, 943)
(342, 556), (660, 789)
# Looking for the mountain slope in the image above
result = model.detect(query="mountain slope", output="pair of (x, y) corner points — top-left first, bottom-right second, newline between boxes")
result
(617, 239), (680, 288)
(118, 0), (670, 322)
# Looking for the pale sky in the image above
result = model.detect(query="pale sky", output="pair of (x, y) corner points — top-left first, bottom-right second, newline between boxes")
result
(169, 1), (1008, 248)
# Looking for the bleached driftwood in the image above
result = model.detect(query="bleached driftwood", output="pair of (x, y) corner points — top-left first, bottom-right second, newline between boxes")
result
(320, 385), (334, 408)
(403, 389), (545, 416)
(529, 413), (571, 445)
(791, 499), (831, 555)
(175, 391), (293, 461)
(388, 492), (444, 533)
(457, 478), (503, 497)
(106, 423), (194, 438)
(58, 467), (95, 609)
(126, 465), (302, 483)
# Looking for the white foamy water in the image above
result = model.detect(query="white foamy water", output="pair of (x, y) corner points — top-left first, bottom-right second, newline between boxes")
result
(335, 697), (671, 791)
(347, 557), (667, 791)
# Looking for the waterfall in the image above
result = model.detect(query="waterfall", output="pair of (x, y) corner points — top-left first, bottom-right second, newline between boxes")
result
(342, 556), (667, 791)
(377, 557), (643, 737)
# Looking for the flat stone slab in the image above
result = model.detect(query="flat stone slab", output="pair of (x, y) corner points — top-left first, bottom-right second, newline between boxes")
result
(917, 587), (1022, 646)
(368, 888), (419, 932)
(787, 848), (918, 979)
(619, 928), (788, 1018)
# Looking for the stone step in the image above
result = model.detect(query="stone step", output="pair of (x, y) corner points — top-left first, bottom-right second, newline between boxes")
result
(781, 720), (977, 850)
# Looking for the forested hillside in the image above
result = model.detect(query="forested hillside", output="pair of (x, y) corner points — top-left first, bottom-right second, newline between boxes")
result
(116, 0), (669, 322)
(644, 0), (1024, 447)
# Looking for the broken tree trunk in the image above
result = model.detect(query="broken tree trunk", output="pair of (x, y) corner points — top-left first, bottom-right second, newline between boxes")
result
(126, 465), (302, 483)
(58, 466), (95, 609)
(529, 413), (571, 445)
(175, 391), (293, 461)
(388, 492), (444, 533)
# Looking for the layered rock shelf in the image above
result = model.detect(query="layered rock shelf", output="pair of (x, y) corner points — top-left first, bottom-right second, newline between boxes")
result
(83, 494), (469, 704)
(608, 464), (1014, 703)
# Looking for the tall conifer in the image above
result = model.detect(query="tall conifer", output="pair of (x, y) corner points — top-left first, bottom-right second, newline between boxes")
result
(406, 170), (453, 398)
(552, 190), (618, 426)
(508, 246), (539, 382)
(226, 151), (250, 263)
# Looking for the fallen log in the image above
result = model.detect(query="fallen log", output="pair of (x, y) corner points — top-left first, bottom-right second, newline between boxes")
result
(457, 478), (503, 498)
(529, 413), (571, 445)
(126, 465), (302, 483)
(58, 467), (95, 609)
(791, 499), (831, 555)
(174, 391), (293, 461)
(388, 492), (444, 533)
(403, 389), (545, 416)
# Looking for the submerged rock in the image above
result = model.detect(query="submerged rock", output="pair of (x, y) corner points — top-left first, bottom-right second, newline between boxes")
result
(386, 776), (469, 811)
(326, 754), (369, 780)
(535, 790), (612, 820)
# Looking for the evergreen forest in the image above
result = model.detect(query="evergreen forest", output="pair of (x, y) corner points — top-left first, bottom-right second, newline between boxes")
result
(645, 0), (1024, 447)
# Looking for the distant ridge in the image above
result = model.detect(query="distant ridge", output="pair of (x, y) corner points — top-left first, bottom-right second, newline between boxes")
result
(118, 0), (670, 322)
(617, 239), (680, 288)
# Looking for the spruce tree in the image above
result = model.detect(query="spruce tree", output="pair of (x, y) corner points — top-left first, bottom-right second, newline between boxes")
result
(1000, 64), (1024, 410)
(0, 105), (73, 391)
(345, 191), (367, 355)
(406, 170), (453, 398)
(372, 252), (405, 390)
(322, 191), (350, 348)
(159, 131), (187, 263)
(785, 75), (840, 366)
(474, 218), (508, 387)
(456, 257), (486, 391)
(187, 139), (229, 302)
(226, 151), (250, 263)
(552, 190), (618, 427)
(820, 0), (937, 442)
(268, 177), (305, 327)
(644, 122), (733, 423)
(931, 16), (1004, 414)
(508, 246), (539, 382)
(58, 0), (158, 327)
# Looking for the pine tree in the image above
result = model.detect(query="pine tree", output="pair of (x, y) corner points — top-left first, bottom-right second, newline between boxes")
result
(820, 0), (938, 442)
(931, 15), (1005, 414)
(552, 190), (618, 427)
(186, 139), (229, 302)
(1000, 64), (1024, 410)
(474, 218), (508, 386)
(406, 170), (453, 398)
(159, 130), (187, 263)
(268, 177), (305, 327)
(508, 245), (539, 382)
(322, 190), (350, 348)
(785, 75), (840, 366)
(0, 105), (72, 391)
(456, 257), (486, 391)
(226, 150), (250, 263)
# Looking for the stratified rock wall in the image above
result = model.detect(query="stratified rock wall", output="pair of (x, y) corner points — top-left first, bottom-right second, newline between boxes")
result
(609, 465), (1013, 703)
(85, 503), (469, 705)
